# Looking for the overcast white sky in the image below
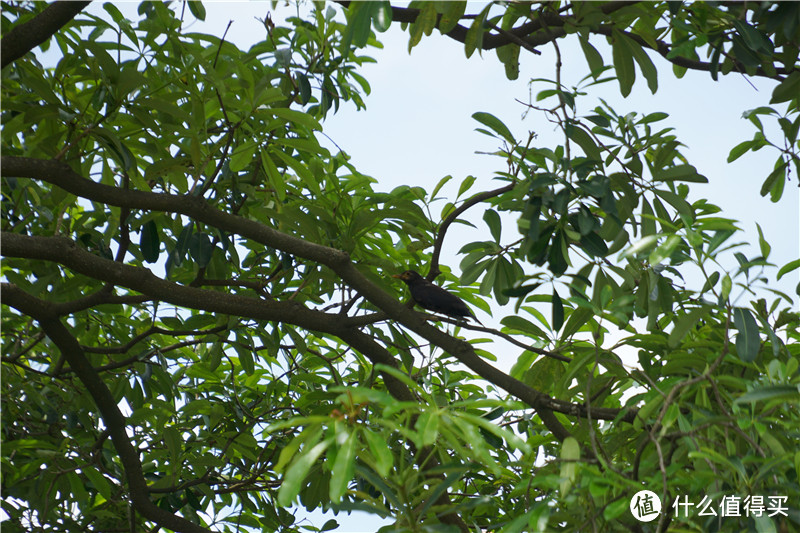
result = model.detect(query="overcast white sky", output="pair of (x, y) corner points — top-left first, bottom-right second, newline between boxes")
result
(37, 2), (800, 531)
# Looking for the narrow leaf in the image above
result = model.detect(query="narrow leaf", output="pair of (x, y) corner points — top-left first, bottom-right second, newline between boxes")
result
(278, 437), (333, 506)
(668, 305), (711, 348)
(734, 385), (800, 404)
(140, 220), (160, 263)
(611, 29), (635, 96)
(330, 431), (357, 502)
(472, 112), (515, 144)
(733, 307), (760, 362)
(483, 209), (502, 243)
(551, 289), (564, 332)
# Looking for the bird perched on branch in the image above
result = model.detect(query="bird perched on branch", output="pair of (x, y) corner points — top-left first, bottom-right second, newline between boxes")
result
(393, 270), (482, 325)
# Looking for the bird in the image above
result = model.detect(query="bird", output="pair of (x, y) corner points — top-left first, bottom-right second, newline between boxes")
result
(392, 270), (482, 324)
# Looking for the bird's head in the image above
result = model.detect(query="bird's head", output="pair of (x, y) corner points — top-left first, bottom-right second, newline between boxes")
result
(392, 270), (423, 284)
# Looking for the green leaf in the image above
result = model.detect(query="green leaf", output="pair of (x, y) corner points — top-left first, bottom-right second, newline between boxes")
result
(579, 231), (608, 258)
(189, 232), (214, 268)
(408, 2), (436, 50)
(502, 315), (547, 338)
(561, 306), (593, 340)
(472, 112), (515, 144)
(229, 142), (257, 172)
(565, 123), (601, 161)
(457, 175), (476, 197)
(363, 431), (393, 478)
(755, 223), (771, 259)
(93, 127), (135, 171)
(721, 273), (732, 301)
(760, 161), (787, 199)
(733, 307), (760, 362)
(261, 151), (285, 202)
(627, 36), (658, 93)
(164, 426), (182, 462)
(732, 19), (773, 54)
(648, 234), (681, 266)
(267, 108), (322, 132)
(652, 189), (694, 221)
(140, 220), (160, 263)
(559, 437), (580, 495)
(439, 1), (467, 34)
(619, 234), (659, 259)
(82, 466), (113, 501)
(278, 437), (334, 506)
(85, 41), (119, 79)
(102, 3), (125, 24)
(499, 43), (520, 80)
(296, 72), (312, 105)
(271, 148), (314, 185)
(330, 430), (357, 502)
(415, 410), (440, 447)
(641, 198), (656, 237)
(578, 34), (604, 76)
(668, 305), (711, 348)
(454, 411), (529, 452)
(483, 209), (502, 243)
(611, 29), (635, 97)
(371, 2), (393, 32)
(734, 384), (800, 404)
(770, 71), (800, 104)
(236, 342), (255, 376)
(187, 1), (206, 21)
(464, 5), (490, 58)
(321, 519), (340, 532)
(551, 289), (564, 332)
(349, 2), (373, 48)
(652, 164), (707, 183)
(416, 465), (471, 518)
(777, 258), (800, 281)
(727, 139), (757, 162)
(700, 271), (720, 294)
(431, 174), (452, 199)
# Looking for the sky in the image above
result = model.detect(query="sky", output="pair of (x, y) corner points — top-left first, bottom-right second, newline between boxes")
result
(22, 2), (800, 532)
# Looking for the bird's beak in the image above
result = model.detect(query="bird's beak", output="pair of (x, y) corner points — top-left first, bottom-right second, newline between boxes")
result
(391, 274), (402, 279)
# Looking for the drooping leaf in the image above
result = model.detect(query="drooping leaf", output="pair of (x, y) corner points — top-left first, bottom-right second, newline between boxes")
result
(329, 430), (357, 502)
(611, 29), (635, 97)
(483, 209), (502, 243)
(140, 220), (160, 263)
(733, 307), (761, 362)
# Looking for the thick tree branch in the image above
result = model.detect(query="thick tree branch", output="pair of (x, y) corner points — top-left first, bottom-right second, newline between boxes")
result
(0, 232), (366, 335)
(1, 1), (92, 69)
(340, 1), (791, 81)
(2, 231), (633, 435)
(2, 284), (213, 533)
(2, 156), (635, 433)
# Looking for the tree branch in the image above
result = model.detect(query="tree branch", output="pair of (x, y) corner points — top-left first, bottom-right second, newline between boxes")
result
(338, 1), (792, 81)
(2, 156), (635, 434)
(1, 1), (92, 69)
(428, 182), (516, 281)
(2, 284), (213, 533)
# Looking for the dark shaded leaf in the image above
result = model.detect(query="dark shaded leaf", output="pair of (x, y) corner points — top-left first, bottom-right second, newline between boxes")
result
(733, 307), (760, 362)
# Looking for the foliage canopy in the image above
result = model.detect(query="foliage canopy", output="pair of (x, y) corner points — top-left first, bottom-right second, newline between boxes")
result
(2, 2), (799, 532)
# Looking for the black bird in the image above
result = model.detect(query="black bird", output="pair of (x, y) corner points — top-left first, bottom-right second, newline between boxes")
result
(393, 270), (482, 324)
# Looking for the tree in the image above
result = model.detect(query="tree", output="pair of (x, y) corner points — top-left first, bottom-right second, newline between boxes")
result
(2, 2), (799, 532)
